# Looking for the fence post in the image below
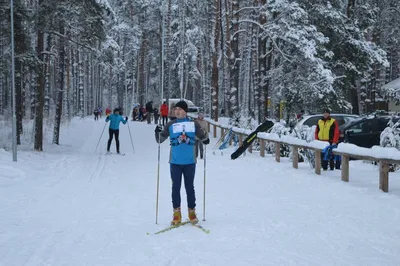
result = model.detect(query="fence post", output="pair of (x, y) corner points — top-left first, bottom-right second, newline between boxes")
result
(239, 134), (243, 146)
(260, 139), (265, 157)
(275, 142), (280, 162)
(220, 127), (224, 139)
(207, 122), (210, 133)
(379, 161), (389, 192)
(292, 145), (298, 169)
(315, 150), (321, 175)
(341, 154), (349, 182)
(213, 124), (217, 138)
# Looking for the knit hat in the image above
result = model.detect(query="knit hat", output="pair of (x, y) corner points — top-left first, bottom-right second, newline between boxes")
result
(323, 108), (330, 114)
(174, 101), (188, 112)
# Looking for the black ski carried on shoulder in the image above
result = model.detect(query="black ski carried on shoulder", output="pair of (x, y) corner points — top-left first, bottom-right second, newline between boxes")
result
(231, 120), (274, 160)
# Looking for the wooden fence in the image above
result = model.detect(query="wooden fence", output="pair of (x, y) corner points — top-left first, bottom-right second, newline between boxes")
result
(204, 119), (400, 193)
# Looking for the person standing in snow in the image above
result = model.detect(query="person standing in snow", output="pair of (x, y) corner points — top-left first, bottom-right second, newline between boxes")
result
(194, 113), (208, 159)
(154, 100), (210, 225)
(145, 101), (153, 124)
(315, 108), (340, 170)
(160, 101), (169, 126)
(153, 108), (160, 124)
(106, 108), (128, 154)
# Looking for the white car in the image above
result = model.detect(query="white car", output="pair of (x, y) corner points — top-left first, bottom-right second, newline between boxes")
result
(296, 114), (359, 128)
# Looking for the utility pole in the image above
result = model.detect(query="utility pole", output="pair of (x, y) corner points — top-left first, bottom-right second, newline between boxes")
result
(10, 0), (17, 162)
(161, 16), (165, 103)
(179, 1), (185, 99)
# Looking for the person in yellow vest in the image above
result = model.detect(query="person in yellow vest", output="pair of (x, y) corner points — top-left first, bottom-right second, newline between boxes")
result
(315, 109), (340, 170)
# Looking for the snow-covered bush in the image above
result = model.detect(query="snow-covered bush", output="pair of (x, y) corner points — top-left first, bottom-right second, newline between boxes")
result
(380, 119), (400, 149)
(380, 118), (400, 171)
(266, 121), (291, 156)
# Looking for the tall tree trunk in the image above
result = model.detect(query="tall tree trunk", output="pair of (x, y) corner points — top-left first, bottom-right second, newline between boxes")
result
(165, 0), (172, 104)
(230, 0), (240, 123)
(138, 34), (148, 105)
(78, 50), (84, 117)
(259, 0), (267, 120)
(211, 0), (221, 121)
(44, 34), (51, 117)
(53, 26), (65, 144)
(34, 15), (45, 151)
(14, 1), (25, 145)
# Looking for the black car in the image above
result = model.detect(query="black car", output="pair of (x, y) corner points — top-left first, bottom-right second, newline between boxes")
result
(339, 115), (400, 148)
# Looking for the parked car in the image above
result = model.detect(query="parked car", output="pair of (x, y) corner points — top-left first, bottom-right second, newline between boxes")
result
(295, 114), (359, 129)
(340, 115), (400, 148)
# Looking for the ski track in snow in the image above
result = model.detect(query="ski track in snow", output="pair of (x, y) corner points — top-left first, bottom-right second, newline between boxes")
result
(0, 117), (400, 265)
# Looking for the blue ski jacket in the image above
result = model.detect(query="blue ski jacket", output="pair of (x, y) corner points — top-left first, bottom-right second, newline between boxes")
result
(156, 117), (207, 165)
(106, 114), (127, 130)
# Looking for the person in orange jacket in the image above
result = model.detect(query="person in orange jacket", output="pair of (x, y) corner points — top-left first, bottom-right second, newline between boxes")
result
(160, 101), (169, 126)
(315, 108), (340, 170)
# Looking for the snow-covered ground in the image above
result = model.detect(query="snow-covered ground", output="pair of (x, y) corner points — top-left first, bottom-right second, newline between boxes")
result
(1, 117), (400, 266)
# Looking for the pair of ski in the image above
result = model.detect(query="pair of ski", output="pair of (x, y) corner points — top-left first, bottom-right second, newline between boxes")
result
(151, 221), (210, 235)
(105, 152), (125, 156)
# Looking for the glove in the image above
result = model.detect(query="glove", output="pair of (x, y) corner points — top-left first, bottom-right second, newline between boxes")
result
(155, 125), (162, 133)
(202, 138), (210, 145)
(125, 116), (128, 121)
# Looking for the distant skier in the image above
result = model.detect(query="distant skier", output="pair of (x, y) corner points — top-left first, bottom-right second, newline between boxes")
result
(105, 107), (111, 117)
(105, 108), (128, 154)
(93, 109), (99, 121)
(154, 100), (209, 225)
(160, 101), (169, 126)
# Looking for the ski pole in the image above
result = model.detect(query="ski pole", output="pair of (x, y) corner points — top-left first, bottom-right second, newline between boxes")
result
(127, 121), (136, 154)
(95, 122), (107, 152)
(202, 144), (207, 221)
(155, 128), (161, 224)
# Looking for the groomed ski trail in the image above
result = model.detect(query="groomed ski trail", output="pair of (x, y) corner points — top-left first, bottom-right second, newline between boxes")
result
(0, 117), (400, 266)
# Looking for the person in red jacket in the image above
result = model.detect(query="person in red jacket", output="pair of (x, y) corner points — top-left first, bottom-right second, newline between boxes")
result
(315, 108), (340, 170)
(105, 107), (111, 117)
(160, 101), (169, 126)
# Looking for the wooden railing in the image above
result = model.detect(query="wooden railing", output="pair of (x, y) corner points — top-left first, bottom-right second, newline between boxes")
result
(202, 118), (400, 193)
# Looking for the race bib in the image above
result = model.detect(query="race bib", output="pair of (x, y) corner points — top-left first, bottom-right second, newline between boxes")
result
(172, 122), (195, 134)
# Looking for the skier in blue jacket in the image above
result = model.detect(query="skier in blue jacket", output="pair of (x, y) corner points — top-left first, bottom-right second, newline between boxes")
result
(106, 108), (128, 154)
(155, 100), (209, 225)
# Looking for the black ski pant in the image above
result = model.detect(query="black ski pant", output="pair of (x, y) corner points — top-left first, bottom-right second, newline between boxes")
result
(107, 129), (120, 152)
(170, 164), (196, 209)
(162, 116), (168, 126)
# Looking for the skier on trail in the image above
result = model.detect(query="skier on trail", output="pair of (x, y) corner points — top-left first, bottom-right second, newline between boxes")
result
(314, 108), (340, 170)
(145, 101), (153, 124)
(93, 109), (99, 121)
(105, 107), (111, 117)
(194, 112), (208, 159)
(106, 108), (128, 154)
(154, 100), (210, 225)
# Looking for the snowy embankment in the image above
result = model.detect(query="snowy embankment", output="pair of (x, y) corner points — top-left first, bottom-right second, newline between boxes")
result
(0, 117), (399, 265)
